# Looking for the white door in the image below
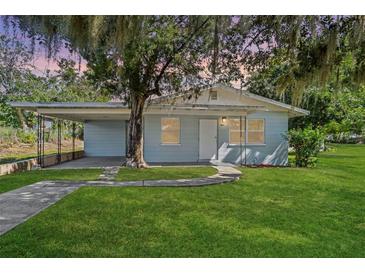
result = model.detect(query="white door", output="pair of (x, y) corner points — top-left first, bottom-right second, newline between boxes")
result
(199, 119), (218, 160)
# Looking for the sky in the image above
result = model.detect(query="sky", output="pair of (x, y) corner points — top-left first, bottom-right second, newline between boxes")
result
(0, 17), (87, 75)
(0, 16), (251, 83)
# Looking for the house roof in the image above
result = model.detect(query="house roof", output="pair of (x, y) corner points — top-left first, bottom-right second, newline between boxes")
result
(220, 84), (309, 116)
(10, 84), (309, 121)
(151, 83), (310, 117)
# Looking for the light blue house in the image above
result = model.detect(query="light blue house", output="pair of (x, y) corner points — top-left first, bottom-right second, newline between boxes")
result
(12, 84), (309, 166)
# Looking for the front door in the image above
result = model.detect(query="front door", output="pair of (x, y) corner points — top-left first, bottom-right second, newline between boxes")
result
(199, 119), (218, 160)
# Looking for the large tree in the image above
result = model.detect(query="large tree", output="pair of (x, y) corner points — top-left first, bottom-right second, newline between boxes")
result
(10, 16), (252, 167)
(6, 15), (365, 167)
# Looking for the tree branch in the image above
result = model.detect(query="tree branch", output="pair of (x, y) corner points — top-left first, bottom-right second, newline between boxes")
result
(242, 26), (269, 53)
(150, 16), (212, 95)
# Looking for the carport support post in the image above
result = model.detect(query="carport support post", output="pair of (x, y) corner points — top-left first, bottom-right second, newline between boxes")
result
(240, 116), (243, 166)
(41, 116), (45, 168)
(244, 115), (247, 166)
(37, 114), (41, 167)
(72, 122), (76, 160)
(57, 120), (62, 164)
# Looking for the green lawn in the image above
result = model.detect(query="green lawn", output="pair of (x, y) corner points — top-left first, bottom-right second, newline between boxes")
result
(0, 151), (57, 165)
(0, 148), (84, 165)
(0, 144), (364, 257)
(0, 169), (101, 194)
(116, 166), (217, 181)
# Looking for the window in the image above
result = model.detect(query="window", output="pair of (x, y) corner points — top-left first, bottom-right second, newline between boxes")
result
(247, 119), (265, 144)
(228, 118), (265, 145)
(229, 118), (245, 144)
(210, 90), (218, 100)
(161, 118), (180, 144)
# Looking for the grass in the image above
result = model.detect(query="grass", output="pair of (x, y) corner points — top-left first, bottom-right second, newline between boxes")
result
(116, 166), (217, 181)
(0, 144), (364, 257)
(0, 139), (83, 164)
(0, 147), (84, 165)
(0, 169), (101, 194)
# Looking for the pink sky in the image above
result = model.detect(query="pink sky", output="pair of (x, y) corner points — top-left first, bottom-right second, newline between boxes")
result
(0, 18), (87, 75)
(0, 16), (251, 82)
(31, 48), (87, 75)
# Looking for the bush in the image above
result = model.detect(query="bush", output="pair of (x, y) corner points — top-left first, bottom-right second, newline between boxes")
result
(16, 130), (36, 144)
(286, 127), (325, 167)
(0, 127), (17, 144)
(0, 127), (37, 145)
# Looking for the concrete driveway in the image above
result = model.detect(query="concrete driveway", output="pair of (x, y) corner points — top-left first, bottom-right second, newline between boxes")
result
(46, 157), (124, 169)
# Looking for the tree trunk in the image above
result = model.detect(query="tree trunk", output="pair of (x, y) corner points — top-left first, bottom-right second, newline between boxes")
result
(16, 109), (28, 130)
(125, 94), (148, 168)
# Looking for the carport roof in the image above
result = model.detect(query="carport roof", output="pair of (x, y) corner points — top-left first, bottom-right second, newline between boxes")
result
(10, 84), (309, 121)
(10, 101), (267, 122)
(10, 102), (129, 111)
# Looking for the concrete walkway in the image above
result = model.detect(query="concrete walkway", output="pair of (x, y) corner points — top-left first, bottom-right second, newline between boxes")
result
(0, 182), (79, 236)
(0, 165), (241, 236)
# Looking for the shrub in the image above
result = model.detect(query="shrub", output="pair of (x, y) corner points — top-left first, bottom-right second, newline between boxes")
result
(0, 127), (36, 145)
(0, 127), (17, 144)
(16, 129), (36, 144)
(286, 127), (325, 167)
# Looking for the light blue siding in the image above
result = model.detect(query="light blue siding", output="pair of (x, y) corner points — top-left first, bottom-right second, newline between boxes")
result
(144, 112), (288, 165)
(144, 115), (212, 163)
(83, 112), (288, 165)
(84, 120), (126, 156)
(218, 112), (288, 165)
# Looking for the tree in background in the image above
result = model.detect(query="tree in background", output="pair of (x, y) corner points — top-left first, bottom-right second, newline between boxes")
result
(245, 19), (365, 142)
(0, 35), (109, 129)
(0, 34), (33, 128)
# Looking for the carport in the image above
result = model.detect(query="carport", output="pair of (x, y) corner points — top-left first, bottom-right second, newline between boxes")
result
(10, 102), (131, 168)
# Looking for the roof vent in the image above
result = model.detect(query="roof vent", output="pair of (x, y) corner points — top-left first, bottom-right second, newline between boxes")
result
(210, 90), (218, 100)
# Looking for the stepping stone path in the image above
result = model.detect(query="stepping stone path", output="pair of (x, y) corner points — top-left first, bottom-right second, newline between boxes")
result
(0, 165), (241, 236)
(98, 166), (120, 181)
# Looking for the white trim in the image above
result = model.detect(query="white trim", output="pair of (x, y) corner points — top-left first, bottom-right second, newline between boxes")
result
(214, 84), (310, 116)
(160, 143), (182, 146)
(228, 144), (267, 147)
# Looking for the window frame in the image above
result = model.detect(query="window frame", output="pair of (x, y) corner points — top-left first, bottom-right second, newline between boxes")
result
(160, 117), (181, 145)
(228, 117), (265, 146)
(228, 118), (245, 145)
(247, 118), (265, 145)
